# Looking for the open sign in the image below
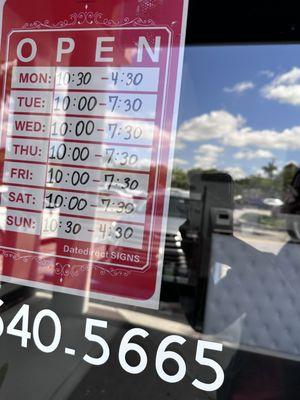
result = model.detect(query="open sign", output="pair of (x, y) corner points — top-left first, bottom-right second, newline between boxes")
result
(0, 0), (188, 309)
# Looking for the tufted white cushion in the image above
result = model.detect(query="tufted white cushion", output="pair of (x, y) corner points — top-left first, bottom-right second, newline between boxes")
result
(203, 233), (300, 359)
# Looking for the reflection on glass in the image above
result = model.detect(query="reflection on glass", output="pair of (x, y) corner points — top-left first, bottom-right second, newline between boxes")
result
(1, 35), (300, 399)
(171, 45), (300, 398)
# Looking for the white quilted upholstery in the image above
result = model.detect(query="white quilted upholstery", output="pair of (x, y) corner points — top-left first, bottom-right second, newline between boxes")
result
(203, 233), (300, 359)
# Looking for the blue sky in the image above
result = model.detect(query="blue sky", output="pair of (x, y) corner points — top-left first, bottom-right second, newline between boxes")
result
(175, 44), (300, 178)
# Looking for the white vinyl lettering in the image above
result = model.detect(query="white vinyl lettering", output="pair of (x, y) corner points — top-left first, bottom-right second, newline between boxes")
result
(95, 37), (115, 62)
(17, 38), (37, 62)
(56, 38), (75, 62)
(137, 36), (161, 63)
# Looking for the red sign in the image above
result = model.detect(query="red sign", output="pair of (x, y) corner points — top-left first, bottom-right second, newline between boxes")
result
(0, 0), (188, 308)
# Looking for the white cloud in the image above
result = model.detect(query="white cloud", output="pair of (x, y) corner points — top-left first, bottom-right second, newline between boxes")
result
(195, 144), (224, 154)
(224, 166), (246, 180)
(194, 155), (217, 170)
(251, 167), (265, 177)
(173, 157), (188, 167)
(224, 81), (255, 94)
(262, 67), (300, 105)
(177, 110), (300, 150)
(178, 110), (245, 142)
(175, 138), (186, 150)
(194, 144), (224, 170)
(284, 160), (298, 167)
(234, 149), (274, 160)
(273, 68), (300, 85)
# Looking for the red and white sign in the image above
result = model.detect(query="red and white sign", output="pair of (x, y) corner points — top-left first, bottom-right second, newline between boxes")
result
(0, 0), (188, 308)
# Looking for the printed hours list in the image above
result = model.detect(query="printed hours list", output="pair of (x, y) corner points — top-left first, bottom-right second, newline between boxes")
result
(1, 28), (170, 269)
